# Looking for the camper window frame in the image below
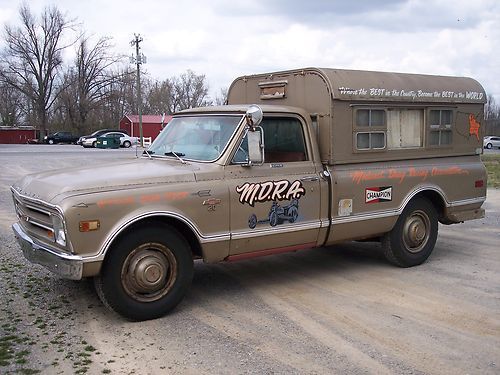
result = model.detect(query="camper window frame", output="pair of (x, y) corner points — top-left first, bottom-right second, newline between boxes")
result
(427, 108), (455, 148)
(353, 107), (387, 151)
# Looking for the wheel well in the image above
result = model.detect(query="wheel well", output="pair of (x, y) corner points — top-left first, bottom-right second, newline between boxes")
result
(110, 216), (203, 260)
(413, 190), (446, 222)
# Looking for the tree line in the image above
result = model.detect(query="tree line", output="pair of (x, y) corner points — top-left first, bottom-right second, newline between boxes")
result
(0, 5), (226, 138)
(484, 95), (500, 136)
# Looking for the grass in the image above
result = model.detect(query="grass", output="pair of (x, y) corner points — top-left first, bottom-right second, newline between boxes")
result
(482, 154), (500, 188)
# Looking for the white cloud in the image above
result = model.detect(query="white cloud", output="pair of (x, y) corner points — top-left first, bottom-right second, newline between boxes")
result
(1, 0), (499, 102)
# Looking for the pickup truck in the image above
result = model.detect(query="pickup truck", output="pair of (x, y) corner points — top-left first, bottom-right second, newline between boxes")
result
(44, 131), (80, 144)
(11, 68), (487, 320)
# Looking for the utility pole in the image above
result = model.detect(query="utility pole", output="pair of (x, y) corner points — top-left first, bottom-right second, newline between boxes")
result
(130, 34), (146, 147)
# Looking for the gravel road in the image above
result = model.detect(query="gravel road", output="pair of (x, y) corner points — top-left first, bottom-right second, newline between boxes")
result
(0, 144), (499, 374)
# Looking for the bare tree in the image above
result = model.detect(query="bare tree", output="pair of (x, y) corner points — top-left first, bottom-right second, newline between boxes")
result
(0, 4), (74, 138)
(485, 94), (500, 136)
(214, 87), (228, 106)
(144, 79), (173, 114)
(0, 77), (24, 126)
(170, 70), (211, 112)
(57, 36), (124, 134)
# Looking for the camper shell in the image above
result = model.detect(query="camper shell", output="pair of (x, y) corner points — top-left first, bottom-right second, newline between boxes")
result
(228, 67), (486, 164)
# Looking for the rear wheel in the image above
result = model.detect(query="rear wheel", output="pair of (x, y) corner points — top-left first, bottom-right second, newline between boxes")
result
(382, 197), (438, 267)
(92, 141), (97, 148)
(94, 224), (193, 320)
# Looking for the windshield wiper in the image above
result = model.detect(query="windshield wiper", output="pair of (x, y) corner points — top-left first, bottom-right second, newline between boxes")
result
(164, 151), (186, 164)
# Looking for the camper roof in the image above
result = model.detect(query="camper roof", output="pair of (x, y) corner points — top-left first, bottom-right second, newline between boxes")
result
(230, 67), (486, 104)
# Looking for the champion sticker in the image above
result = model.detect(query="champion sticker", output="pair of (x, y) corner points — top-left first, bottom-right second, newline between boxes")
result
(365, 186), (392, 203)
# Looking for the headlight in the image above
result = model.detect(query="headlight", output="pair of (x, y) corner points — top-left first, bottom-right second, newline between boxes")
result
(51, 214), (67, 246)
(44, 136), (48, 140)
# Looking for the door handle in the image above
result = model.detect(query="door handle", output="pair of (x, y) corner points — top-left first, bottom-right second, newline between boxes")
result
(300, 176), (319, 182)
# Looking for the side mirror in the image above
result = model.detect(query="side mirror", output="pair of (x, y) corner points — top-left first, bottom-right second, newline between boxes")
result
(245, 105), (263, 128)
(247, 128), (264, 165)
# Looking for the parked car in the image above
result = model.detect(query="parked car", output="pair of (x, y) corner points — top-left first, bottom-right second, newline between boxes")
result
(44, 131), (80, 144)
(80, 129), (128, 148)
(483, 136), (500, 149)
(95, 132), (139, 148)
(120, 134), (139, 148)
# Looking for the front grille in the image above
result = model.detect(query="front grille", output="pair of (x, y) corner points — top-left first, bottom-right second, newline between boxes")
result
(12, 192), (57, 244)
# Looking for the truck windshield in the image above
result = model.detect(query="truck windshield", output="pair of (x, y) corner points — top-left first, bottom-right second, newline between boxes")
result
(147, 115), (242, 162)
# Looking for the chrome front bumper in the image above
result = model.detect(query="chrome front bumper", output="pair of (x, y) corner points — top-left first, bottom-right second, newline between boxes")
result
(12, 223), (83, 280)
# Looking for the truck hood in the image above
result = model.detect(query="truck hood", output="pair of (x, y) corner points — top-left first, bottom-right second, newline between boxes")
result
(11, 158), (197, 203)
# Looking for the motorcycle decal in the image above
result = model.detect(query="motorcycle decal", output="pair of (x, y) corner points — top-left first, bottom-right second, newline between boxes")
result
(248, 199), (300, 229)
(236, 179), (305, 207)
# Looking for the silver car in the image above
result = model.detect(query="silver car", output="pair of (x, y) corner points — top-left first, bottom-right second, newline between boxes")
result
(82, 131), (129, 148)
(483, 136), (500, 149)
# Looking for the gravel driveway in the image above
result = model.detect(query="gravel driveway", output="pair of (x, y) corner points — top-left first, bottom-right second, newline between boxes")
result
(1, 144), (499, 374)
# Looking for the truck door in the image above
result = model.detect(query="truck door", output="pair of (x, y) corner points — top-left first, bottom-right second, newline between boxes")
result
(225, 116), (323, 259)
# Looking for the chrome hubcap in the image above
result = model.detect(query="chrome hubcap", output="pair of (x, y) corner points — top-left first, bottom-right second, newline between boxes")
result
(129, 250), (168, 293)
(403, 211), (430, 253)
(122, 243), (177, 302)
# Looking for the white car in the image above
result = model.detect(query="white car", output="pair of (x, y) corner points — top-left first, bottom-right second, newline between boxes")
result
(120, 134), (139, 148)
(483, 136), (500, 149)
(78, 129), (127, 146)
(82, 131), (130, 148)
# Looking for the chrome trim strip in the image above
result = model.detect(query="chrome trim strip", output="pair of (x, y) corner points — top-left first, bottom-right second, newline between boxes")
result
(25, 217), (54, 232)
(332, 209), (399, 225)
(448, 196), (486, 207)
(24, 203), (52, 216)
(231, 221), (322, 240)
(11, 186), (63, 214)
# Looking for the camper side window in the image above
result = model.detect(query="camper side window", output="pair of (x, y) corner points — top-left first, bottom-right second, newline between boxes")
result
(355, 109), (386, 150)
(387, 109), (424, 149)
(428, 109), (453, 146)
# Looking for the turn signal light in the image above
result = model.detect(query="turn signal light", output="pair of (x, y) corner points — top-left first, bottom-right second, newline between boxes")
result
(79, 220), (100, 232)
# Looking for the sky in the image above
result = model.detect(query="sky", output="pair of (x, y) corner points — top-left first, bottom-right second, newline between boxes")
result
(0, 0), (499, 103)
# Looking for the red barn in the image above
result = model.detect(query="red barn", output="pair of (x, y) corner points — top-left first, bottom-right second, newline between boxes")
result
(0, 127), (37, 144)
(119, 114), (172, 142)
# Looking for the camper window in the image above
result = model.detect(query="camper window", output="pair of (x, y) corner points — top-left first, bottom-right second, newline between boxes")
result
(387, 109), (424, 149)
(356, 132), (385, 149)
(428, 109), (453, 146)
(355, 109), (386, 150)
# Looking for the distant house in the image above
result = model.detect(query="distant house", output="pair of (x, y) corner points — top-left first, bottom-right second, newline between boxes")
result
(0, 126), (37, 144)
(119, 114), (172, 142)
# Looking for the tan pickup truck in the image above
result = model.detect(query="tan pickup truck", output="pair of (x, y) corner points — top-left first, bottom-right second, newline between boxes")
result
(11, 67), (487, 320)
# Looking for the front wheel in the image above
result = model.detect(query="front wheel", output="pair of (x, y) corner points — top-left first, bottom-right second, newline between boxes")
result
(94, 224), (193, 321)
(382, 197), (438, 267)
(48, 139), (54, 145)
(486, 143), (492, 149)
(123, 140), (131, 148)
